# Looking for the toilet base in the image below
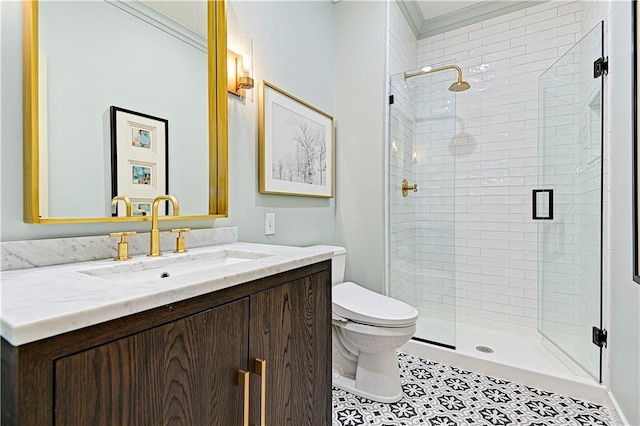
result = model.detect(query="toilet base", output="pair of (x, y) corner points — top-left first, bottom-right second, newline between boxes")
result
(333, 372), (403, 403)
(332, 349), (404, 403)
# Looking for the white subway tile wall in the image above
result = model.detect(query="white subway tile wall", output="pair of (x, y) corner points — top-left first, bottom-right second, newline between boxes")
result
(412, 68), (457, 319)
(387, 1), (417, 304)
(388, 1), (417, 78)
(389, 0), (459, 336)
(417, 1), (583, 328)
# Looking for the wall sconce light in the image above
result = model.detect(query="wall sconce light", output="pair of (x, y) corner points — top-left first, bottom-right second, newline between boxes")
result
(227, 35), (254, 100)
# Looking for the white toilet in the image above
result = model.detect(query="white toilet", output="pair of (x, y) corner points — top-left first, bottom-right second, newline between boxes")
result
(315, 245), (418, 403)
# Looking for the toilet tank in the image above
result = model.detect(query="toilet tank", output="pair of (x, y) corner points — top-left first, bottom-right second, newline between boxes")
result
(309, 245), (346, 285)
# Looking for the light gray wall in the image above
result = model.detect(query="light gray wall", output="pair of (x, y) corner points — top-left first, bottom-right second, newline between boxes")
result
(1, 0), (336, 247)
(1, 1), (131, 241)
(40, 1), (208, 218)
(218, 0), (336, 247)
(334, 1), (388, 293)
(609, 2), (640, 423)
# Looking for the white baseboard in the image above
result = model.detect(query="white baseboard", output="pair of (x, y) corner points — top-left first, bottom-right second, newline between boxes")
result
(608, 390), (632, 426)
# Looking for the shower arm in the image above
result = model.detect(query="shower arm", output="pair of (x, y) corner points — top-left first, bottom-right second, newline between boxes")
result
(404, 65), (464, 83)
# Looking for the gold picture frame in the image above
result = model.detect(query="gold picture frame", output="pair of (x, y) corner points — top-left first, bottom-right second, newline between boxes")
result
(258, 81), (334, 198)
(22, 0), (228, 223)
(110, 106), (168, 217)
(634, 0), (640, 284)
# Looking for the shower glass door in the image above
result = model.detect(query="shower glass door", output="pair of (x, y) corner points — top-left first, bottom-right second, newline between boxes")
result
(388, 66), (457, 348)
(537, 22), (603, 380)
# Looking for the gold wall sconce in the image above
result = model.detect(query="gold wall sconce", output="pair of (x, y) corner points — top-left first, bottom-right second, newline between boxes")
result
(227, 35), (254, 100)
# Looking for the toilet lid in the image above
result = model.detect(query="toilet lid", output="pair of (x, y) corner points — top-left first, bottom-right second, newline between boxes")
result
(332, 282), (418, 327)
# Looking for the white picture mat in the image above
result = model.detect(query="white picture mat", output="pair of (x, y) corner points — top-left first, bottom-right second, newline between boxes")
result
(113, 108), (167, 216)
(261, 82), (334, 197)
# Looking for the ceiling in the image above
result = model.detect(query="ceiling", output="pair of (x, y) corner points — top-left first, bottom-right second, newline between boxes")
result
(398, 0), (547, 39)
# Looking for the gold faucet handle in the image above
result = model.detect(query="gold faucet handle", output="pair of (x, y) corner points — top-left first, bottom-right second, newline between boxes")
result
(171, 228), (190, 253)
(401, 178), (418, 197)
(109, 231), (137, 261)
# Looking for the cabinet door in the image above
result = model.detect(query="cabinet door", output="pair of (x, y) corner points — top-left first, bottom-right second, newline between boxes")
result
(249, 271), (331, 425)
(54, 299), (249, 426)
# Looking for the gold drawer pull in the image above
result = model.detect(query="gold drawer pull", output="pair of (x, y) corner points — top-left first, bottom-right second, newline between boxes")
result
(238, 370), (250, 426)
(254, 358), (267, 426)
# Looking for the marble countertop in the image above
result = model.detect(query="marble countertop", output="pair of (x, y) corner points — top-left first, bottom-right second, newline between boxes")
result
(1, 242), (334, 346)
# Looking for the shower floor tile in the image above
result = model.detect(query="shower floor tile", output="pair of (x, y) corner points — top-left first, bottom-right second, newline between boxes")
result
(331, 352), (620, 425)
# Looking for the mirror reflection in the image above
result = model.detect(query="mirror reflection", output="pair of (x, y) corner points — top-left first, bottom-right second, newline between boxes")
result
(25, 0), (227, 222)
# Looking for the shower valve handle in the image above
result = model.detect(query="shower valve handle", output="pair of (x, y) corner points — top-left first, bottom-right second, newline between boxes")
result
(402, 179), (418, 197)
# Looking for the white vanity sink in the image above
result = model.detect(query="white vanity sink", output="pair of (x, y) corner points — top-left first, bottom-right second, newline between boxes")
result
(1, 241), (335, 346)
(77, 249), (272, 283)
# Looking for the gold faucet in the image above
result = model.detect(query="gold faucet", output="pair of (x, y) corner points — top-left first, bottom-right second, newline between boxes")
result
(148, 195), (180, 257)
(111, 195), (132, 216)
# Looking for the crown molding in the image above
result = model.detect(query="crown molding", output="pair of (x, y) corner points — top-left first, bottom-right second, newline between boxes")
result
(396, 0), (425, 40)
(106, 0), (207, 52)
(397, 0), (547, 40)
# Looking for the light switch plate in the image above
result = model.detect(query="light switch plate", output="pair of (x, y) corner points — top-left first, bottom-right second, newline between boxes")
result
(265, 213), (275, 235)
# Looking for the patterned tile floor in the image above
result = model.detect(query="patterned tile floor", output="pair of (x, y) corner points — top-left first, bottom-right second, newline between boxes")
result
(332, 352), (621, 425)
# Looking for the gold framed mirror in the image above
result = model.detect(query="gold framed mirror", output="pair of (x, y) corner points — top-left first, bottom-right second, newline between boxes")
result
(22, 0), (228, 224)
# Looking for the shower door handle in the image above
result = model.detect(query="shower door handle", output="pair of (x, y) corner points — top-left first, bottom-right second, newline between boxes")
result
(532, 189), (554, 220)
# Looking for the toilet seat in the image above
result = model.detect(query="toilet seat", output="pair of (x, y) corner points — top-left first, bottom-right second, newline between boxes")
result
(332, 282), (418, 327)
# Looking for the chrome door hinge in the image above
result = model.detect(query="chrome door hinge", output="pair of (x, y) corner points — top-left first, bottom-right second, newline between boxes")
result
(594, 57), (608, 78)
(592, 326), (608, 348)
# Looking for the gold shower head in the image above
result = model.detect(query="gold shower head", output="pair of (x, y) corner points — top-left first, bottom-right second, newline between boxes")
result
(449, 80), (471, 92)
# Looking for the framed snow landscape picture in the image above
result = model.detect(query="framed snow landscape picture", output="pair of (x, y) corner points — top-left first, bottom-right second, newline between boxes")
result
(259, 81), (334, 198)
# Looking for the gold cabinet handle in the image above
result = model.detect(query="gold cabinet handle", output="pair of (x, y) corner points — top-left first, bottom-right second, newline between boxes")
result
(238, 370), (250, 426)
(108, 231), (137, 261)
(401, 178), (418, 197)
(254, 358), (267, 426)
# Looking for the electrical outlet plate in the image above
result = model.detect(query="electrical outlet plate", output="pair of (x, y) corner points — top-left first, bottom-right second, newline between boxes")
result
(265, 213), (275, 235)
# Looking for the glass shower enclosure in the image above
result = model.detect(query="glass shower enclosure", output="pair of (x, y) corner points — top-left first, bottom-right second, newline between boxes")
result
(537, 22), (604, 381)
(387, 63), (457, 348)
(387, 22), (605, 382)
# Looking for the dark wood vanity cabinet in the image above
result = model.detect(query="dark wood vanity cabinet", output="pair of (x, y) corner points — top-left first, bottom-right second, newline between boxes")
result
(1, 260), (331, 426)
(250, 271), (331, 425)
(56, 299), (249, 425)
